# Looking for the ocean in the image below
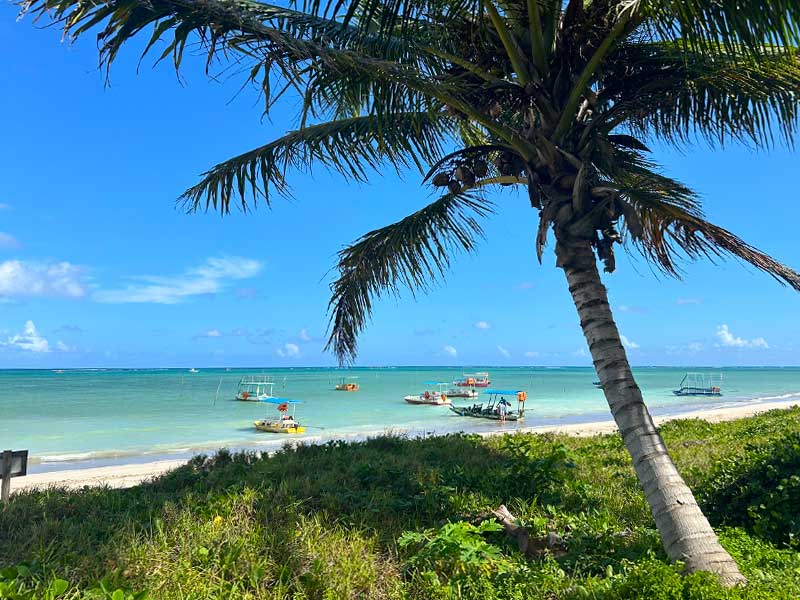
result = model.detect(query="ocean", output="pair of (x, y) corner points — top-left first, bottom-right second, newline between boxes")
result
(2, 366), (799, 473)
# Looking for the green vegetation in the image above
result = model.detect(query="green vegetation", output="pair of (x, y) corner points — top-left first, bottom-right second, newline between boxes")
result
(2, 408), (800, 599)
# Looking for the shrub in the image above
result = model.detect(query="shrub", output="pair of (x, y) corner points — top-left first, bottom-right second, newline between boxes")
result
(700, 433), (800, 548)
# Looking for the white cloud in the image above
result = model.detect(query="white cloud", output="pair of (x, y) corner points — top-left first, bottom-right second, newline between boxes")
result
(2, 320), (50, 353)
(56, 340), (76, 352)
(524, 351), (539, 358)
(298, 328), (312, 342)
(94, 256), (262, 304)
(277, 342), (300, 358)
(0, 260), (87, 299)
(0, 233), (20, 249)
(620, 335), (640, 350)
(677, 298), (702, 305)
(443, 345), (458, 357)
(573, 348), (588, 358)
(197, 329), (223, 338)
(687, 342), (704, 353)
(474, 321), (490, 330)
(618, 305), (647, 314)
(497, 345), (510, 357)
(716, 324), (769, 349)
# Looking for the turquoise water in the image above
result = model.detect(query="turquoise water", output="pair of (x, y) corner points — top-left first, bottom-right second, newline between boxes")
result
(2, 367), (799, 471)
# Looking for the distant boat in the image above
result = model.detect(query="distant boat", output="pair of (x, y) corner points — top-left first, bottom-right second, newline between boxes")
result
(188, 368), (200, 373)
(405, 382), (451, 405)
(673, 373), (722, 396)
(453, 372), (491, 388)
(236, 375), (275, 402)
(445, 385), (479, 398)
(52, 369), (65, 374)
(335, 376), (359, 392)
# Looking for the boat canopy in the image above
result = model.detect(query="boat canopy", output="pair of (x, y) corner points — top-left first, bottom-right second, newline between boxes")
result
(483, 389), (522, 395)
(259, 397), (302, 404)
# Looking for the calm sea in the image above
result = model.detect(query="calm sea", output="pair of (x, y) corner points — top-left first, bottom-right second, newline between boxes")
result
(2, 367), (799, 472)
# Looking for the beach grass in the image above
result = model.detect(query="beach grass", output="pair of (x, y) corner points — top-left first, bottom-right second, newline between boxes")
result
(1, 407), (799, 599)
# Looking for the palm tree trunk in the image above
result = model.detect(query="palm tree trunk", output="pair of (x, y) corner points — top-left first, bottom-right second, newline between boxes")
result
(556, 237), (746, 586)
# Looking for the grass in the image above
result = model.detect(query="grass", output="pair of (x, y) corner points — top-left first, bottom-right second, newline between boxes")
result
(1, 408), (800, 599)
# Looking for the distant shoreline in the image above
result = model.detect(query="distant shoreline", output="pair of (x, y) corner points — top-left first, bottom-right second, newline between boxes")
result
(12, 397), (799, 494)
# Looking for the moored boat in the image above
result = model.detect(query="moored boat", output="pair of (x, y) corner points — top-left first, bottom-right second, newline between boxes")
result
(254, 398), (306, 434)
(404, 382), (451, 405)
(445, 387), (479, 398)
(335, 376), (359, 392)
(673, 373), (722, 396)
(450, 389), (528, 421)
(236, 375), (275, 401)
(453, 372), (490, 388)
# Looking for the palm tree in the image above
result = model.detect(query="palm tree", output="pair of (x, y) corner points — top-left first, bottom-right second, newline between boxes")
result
(20, 0), (800, 585)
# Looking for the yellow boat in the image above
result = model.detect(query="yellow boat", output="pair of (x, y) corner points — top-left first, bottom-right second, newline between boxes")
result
(254, 398), (307, 434)
(254, 418), (306, 434)
(334, 376), (359, 392)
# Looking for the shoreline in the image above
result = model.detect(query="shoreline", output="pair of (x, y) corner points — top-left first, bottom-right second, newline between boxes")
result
(12, 397), (798, 494)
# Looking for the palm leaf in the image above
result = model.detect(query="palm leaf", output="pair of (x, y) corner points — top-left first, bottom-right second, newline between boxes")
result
(615, 166), (800, 291)
(181, 111), (454, 212)
(599, 42), (800, 148)
(326, 190), (493, 363)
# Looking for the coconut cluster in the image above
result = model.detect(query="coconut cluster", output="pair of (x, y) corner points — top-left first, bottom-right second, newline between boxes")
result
(431, 157), (489, 194)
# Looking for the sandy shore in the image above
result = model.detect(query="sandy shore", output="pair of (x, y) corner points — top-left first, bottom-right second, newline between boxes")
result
(12, 398), (798, 494)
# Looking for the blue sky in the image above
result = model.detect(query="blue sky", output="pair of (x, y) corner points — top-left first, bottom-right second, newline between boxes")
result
(1, 8), (799, 368)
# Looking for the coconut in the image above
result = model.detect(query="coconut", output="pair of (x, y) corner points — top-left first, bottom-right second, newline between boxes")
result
(488, 101), (502, 119)
(454, 166), (475, 185)
(432, 172), (450, 187)
(447, 180), (462, 194)
(473, 160), (488, 178)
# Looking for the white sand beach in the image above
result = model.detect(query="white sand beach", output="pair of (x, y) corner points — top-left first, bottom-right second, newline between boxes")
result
(12, 398), (798, 494)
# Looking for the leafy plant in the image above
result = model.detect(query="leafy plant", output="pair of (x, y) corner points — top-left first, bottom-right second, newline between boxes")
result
(700, 433), (800, 548)
(399, 520), (512, 583)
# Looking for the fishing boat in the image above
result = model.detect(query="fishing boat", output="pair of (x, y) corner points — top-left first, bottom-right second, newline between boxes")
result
(453, 372), (491, 388)
(254, 398), (306, 433)
(188, 368), (199, 373)
(235, 375), (275, 401)
(335, 376), (359, 392)
(445, 386), (479, 398)
(673, 373), (722, 397)
(450, 389), (528, 421)
(405, 382), (451, 405)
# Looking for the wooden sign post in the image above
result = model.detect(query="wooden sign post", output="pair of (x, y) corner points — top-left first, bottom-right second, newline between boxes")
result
(1, 449), (28, 504)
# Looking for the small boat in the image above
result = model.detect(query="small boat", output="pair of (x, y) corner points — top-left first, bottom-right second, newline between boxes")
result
(450, 389), (528, 421)
(445, 387), (479, 398)
(254, 398), (306, 434)
(405, 382), (451, 405)
(335, 376), (359, 392)
(593, 381), (602, 388)
(453, 372), (491, 388)
(188, 368), (200, 373)
(673, 373), (722, 397)
(235, 375), (275, 402)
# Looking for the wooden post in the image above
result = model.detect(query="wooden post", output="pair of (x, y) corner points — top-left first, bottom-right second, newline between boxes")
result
(1, 450), (11, 504)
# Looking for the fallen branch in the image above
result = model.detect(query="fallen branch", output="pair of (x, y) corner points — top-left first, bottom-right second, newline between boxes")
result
(492, 504), (566, 559)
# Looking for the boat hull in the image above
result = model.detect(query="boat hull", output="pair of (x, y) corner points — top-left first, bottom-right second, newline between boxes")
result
(454, 381), (490, 388)
(254, 420), (306, 434)
(673, 390), (722, 397)
(446, 389), (478, 398)
(335, 384), (359, 392)
(449, 405), (522, 421)
(404, 395), (451, 406)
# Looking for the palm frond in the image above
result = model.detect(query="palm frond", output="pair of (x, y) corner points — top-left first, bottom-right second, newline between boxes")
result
(599, 42), (800, 148)
(326, 191), (493, 363)
(181, 111), (454, 212)
(615, 163), (800, 291)
(643, 0), (800, 56)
